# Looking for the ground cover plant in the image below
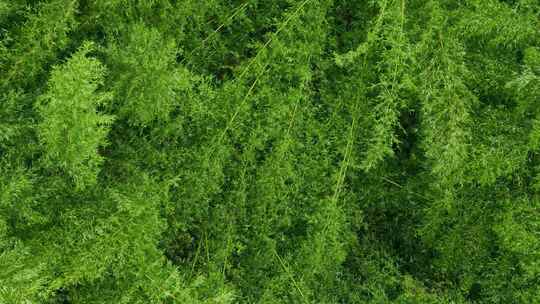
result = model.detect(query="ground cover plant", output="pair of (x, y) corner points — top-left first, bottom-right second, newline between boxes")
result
(1, 0), (539, 303)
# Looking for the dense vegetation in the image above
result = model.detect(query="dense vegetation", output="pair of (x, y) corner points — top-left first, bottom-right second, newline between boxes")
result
(1, 1), (539, 303)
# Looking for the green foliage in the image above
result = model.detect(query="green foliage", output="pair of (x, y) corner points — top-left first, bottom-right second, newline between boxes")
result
(106, 23), (180, 125)
(36, 42), (113, 189)
(1, 0), (539, 303)
(1, 0), (78, 88)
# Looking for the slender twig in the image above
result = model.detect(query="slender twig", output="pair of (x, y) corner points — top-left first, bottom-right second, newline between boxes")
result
(210, 0), (313, 153)
(180, 1), (250, 65)
(189, 234), (204, 278)
(381, 176), (432, 201)
(274, 249), (308, 304)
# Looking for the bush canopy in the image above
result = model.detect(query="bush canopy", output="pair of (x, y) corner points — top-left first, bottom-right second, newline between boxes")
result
(1, 0), (539, 303)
